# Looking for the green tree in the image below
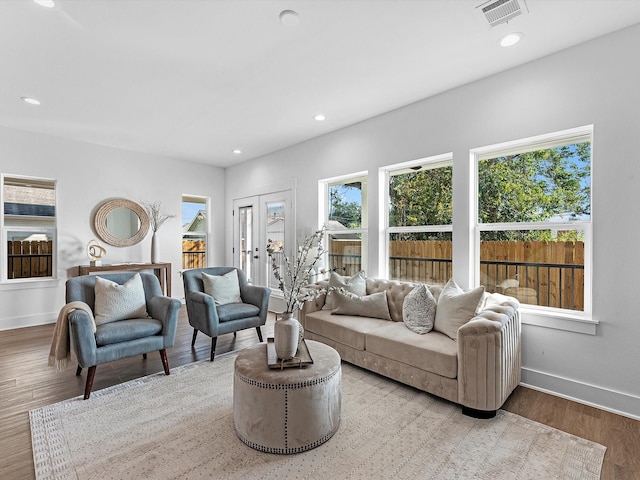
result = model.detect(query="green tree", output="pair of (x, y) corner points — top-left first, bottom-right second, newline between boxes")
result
(329, 183), (361, 228)
(478, 142), (590, 240)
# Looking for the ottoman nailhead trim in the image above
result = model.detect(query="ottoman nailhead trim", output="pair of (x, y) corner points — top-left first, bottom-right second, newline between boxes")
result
(284, 389), (289, 449)
(235, 366), (340, 390)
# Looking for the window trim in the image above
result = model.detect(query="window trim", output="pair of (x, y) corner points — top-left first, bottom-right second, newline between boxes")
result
(470, 126), (594, 331)
(319, 171), (368, 276)
(379, 153), (453, 281)
(1, 173), (58, 284)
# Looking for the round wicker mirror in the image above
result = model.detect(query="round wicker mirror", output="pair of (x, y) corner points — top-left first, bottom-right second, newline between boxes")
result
(93, 198), (150, 247)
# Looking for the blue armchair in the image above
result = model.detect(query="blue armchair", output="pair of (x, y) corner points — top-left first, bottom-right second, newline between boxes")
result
(66, 272), (181, 399)
(182, 267), (270, 361)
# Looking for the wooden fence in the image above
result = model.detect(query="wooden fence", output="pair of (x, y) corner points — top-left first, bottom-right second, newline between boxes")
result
(7, 240), (53, 279)
(329, 239), (585, 311)
(182, 239), (206, 269)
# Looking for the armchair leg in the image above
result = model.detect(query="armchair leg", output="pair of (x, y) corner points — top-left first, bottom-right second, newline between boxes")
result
(159, 349), (170, 375)
(256, 326), (263, 343)
(210, 337), (218, 362)
(76, 365), (82, 376)
(191, 329), (198, 347)
(84, 366), (96, 400)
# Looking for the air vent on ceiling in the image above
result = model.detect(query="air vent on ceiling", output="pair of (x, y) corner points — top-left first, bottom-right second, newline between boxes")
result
(479, 0), (525, 27)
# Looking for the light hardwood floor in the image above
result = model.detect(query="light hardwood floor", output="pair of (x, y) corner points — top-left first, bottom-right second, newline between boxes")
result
(1, 307), (639, 479)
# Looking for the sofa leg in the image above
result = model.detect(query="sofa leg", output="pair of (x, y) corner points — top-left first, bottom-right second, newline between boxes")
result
(159, 349), (170, 375)
(143, 353), (147, 359)
(76, 365), (82, 376)
(84, 366), (96, 400)
(256, 326), (263, 343)
(462, 406), (497, 419)
(210, 337), (218, 362)
(191, 329), (198, 347)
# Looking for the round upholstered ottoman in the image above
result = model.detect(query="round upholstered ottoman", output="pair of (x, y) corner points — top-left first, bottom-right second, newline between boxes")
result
(233, 340), (341, 454)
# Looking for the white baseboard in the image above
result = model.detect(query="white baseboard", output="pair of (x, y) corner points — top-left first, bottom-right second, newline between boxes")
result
(0, 312), (57, 331)
(521, 367), (640, 421)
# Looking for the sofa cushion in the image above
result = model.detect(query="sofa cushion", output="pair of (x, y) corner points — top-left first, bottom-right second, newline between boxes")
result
(95, 318), (163, 346)
(434, 279), (485, 340)
(365, 322), (458, 379)
(216, 302), (261, 322)
(403, 284), (436, 334)
(202, 270), (242, 305)
(332, 291), (391, 320)
(323, 271), (366, 310)
(94, 273), (149, 326)
(305, 309), (390, 350)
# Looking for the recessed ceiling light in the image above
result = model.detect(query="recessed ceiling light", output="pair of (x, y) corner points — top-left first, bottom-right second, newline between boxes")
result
(34, 0), (56, 8)
(279, 10), (300, 26)
(232, 149), (242, 155)
(499, 32), (524, 47)
(313, 114), (326, 122)
(21, 96), (41, 105)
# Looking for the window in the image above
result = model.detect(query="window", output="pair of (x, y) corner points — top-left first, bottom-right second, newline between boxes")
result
(321, 173), (368, 276)
(181, 195), (208, 269)
(382, 154), (453, 283)
(474, 127), (592, 314)
(2, 174), (57, 282)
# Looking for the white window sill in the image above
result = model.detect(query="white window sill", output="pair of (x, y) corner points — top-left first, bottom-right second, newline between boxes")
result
(519, 306), (598, 335)
(0, 278), (61, 291)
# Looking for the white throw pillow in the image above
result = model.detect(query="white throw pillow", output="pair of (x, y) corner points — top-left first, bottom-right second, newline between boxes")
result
(403, 284), (436, 334)
(323, 271), (366, 310)
(331, 291), (391, 320)
(433, 279), (485, 340)
(94, 273), (149, 326)
(202, 270), (242, 305)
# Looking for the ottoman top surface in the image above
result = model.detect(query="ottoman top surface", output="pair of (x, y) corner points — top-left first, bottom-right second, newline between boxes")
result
(234, 340), (340, 386)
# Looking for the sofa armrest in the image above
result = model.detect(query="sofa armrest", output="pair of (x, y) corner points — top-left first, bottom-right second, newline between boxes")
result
(457, 301), (521, 412)
(298, 285), (327, 329)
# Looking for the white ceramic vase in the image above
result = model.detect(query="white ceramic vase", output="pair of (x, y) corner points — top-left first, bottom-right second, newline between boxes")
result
(151, 231), (158, 263)
(274, 312), (300, 360)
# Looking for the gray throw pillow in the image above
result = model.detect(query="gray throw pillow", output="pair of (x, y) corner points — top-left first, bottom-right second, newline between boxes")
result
(433, 279), (485, 340)
(331, 291), (391, 321)
(403, 284), (436, 334)
(323, 271), (366, 310)
(94, 273), (149, 325)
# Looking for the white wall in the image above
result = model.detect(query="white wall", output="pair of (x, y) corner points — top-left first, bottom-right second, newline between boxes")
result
(225, 24), (640, 418)
(0, 127), (225, 330)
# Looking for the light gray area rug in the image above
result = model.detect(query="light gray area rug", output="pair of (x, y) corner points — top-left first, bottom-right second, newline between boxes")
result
(30, 352), (606, 480)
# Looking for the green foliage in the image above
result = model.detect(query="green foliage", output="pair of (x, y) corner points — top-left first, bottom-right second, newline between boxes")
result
(389, 166), (453, 229)
(329, 183), (362, 228)
(478, 142), (590, 241)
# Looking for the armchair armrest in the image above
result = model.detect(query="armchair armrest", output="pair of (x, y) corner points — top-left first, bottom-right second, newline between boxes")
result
(240, 284), (271, 324)
(148, 295), (181, 348)
(68, 310), (98, 368)
(457, 300), (521, 412)
(186, 291), (220, 336)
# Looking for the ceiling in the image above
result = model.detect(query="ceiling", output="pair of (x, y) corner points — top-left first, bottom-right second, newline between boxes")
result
(3, 1), (640, 168)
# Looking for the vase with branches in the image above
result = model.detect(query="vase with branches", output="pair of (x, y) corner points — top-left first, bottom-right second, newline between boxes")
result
(266, 227), (326, 359)
(141, 201), (175, 263)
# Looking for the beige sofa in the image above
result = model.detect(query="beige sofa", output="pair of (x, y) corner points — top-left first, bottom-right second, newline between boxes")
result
(299, 278), (521, 417)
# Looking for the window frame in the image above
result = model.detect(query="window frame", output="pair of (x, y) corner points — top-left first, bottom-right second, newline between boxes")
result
(1, 173), (58, 285)
(471, 126), (594, 328)
(319, 171), (368, 277)
(379, 153), (453, 281)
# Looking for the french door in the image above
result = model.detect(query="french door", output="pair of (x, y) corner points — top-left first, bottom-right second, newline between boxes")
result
(233, 190), (293, 292)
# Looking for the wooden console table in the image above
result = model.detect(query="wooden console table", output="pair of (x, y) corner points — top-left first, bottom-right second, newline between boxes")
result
(77, 262), (172, 296)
